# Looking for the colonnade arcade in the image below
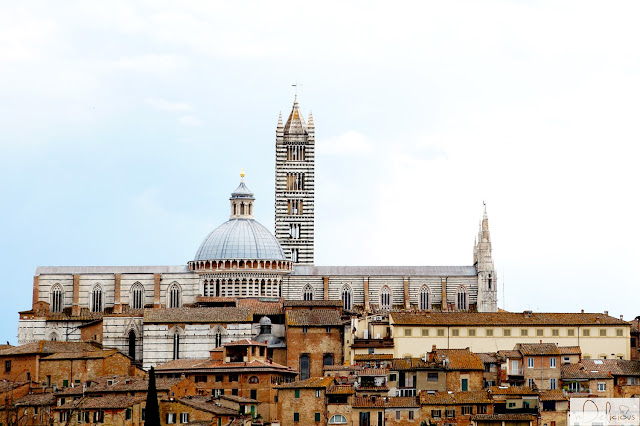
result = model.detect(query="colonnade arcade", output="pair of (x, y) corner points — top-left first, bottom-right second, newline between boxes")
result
(200, 274), (283, 298)
(188, 259), (293, 273)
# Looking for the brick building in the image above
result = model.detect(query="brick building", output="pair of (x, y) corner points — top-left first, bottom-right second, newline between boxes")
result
(419, 391), (493, 426)
(275, 376), (335, 426)
(160, 397), (243, 426)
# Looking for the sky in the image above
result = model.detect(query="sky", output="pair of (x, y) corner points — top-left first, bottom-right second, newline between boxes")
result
(1, 1), (639, 343)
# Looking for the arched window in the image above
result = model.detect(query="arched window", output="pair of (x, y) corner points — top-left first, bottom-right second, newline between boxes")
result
(128, 330), (136, 361)
(329, 415), (347, 424)
(323, 353), (334, 366)
(303, 284), (313, 301)
(291, 248), (299, 262)
(248, 376), (259, 384)
(457, 286), (468, 310)
(50, 284), (64, 313)
(419, 286), (430, 310)
(380, 286), (390, 310)
(173, 332), (180, 360)
(48, 332), (59, 342)
(130, 283), (144, 310)
(91, 284), (103, 312)
(341, 286), (352, 310)
(299, 354), (310, 381)
(168, 283), (181, 308)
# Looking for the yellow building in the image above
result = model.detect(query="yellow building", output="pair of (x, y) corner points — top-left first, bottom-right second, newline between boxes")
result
(389, 311), (630, 360)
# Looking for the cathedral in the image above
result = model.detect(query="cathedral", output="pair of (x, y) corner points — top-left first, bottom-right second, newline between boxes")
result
(17, 96), (498, 369)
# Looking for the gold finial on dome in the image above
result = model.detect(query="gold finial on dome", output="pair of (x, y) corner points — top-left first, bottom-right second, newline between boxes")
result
(240, 168), (245, 180)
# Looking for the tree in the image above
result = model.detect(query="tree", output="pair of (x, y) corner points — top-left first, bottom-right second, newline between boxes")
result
(145, 366), (161, 426)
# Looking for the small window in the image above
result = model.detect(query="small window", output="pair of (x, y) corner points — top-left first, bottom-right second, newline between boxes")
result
(528, 358), (534, 368)
(4, 360), (10, 373)
(251, 389), (257, 400)
(452, 329), (460, 337)
(446, 409), (456, 418)
(421, 329), (429, 336)
(486, 329), (494, 336)
(550, 358), (556, 368)
(597, 382), (606, 391)
(390, 374), (397, 382)
(427, 372), (439, 382)
(528, 378), (535, 388)
(437, 329), (445, 337)
(583, 329), (591, 337)
(167, 413), (177, 424)
(550, 378), (557, 390)
(431, 410), (441, 418)
(552, 329), (559, 337)
(536, 329), (544, 337)
(396, 411), (400, 420)
(315, 412), (321, 422)
(316, 389), (321, 398)
(124, 409), (131, 421)
(567, 328), (575, 336)
(231, 388), (238, 396)
(294, 413), (300, 423)
(462, 406), (473, 415)
(409, 411), (414, 420)
(194, 375), (207, 383)
(326, 326), (331, 333)
(230, 374), (238, 382)
(404, 328), (412, 337)
(503, 329), (511, 337)
(468, 329), (476, 337)
(180, 413), (189, 423)
(248, 376), (259, 384)
(599, 329), (607, 337)
(215, 375), (223, 382)
(303, 326), (308, 333)
(616, 329), (624, 336)
(295, 389), (300, 398)
(521, 329), (528, 336)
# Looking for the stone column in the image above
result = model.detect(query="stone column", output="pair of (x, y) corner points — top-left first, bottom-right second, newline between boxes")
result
(32, 276), (40, 308)
(71, 274), (80, 316)
(403, 277), (410, 309)
(441, 278), (448, 311)
(113, 274), (122, 314)
(323, 277), (329, 300)
(153, 274), (161, 308)
(363, 277), (370, 312)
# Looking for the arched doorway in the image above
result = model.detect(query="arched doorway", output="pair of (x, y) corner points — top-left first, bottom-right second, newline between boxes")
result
(128, 330), (136, 361)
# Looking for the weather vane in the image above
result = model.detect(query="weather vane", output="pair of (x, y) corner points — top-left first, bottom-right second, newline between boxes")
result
(292, 82), (302, 96)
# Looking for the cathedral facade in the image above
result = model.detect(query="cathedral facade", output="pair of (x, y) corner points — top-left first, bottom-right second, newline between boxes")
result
(17, 97), (498, 368)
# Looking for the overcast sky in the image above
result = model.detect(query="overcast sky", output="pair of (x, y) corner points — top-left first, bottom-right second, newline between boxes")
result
(1, 1), (639, 343)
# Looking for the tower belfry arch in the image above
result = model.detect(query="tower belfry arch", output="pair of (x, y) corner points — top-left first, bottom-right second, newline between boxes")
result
(275, 96), (315, 264)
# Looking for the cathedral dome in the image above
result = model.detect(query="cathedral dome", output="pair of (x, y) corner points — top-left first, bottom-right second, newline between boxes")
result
(194, 219), (286, 261)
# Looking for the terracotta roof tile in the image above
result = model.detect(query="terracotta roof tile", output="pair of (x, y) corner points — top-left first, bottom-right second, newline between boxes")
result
(558, 346), (582, 355)
(517, 343), (561, 356)
(539, 390), (567, 401)
(390, 358), (432, 371)
(14, 393), (56, 406)
(420, 391), (491, 405)
(56, 395), (145, 410)
(286, 309), (343, 326)
(0, 341), (98, 356)
(391, 312), (629, 326)
(327, 385), (355, 395)
(472, 414), (536, 421)
(237, 298), (283, 315)
(276, 377), (334, 389)
(354, 396), (419, 408)
(355, 368), (387, 376)
(476, 353), (502, 364)
(144, 307), (252, 323)
(434, 349), (484, 370)
(172, 397), (239, 416)
(562, 359), (640, 378)
(354, 354), (394, 361)
(487, 386), (538, 395)
(217, 394), (260, 404)
(498, 350), (522, 359)
(155, 358), (295, 374)
(42, 349), (121, 360)
(223, 339), (266, 347)
(87, 376), (186, 393)
(284, 300), (343, 307)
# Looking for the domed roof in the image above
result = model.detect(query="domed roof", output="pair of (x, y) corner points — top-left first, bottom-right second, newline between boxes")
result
(259, 316), (272, 326)
(194, 219), (286, 261)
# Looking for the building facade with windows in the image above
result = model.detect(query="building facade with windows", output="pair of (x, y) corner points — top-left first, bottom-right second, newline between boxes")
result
(17, 96), (499, 368)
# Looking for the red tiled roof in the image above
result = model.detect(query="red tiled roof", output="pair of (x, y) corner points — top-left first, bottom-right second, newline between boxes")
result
(286, 309), (343, 326)
(354, 354), (394, 361)
(434, 349), (484, 370)
(144, 307), (252, 323)
(487, 386), (538, 395)
(390, 358), (432, 371)
(171, 397), (241, 416)
(42, 349), (121, 360)
(223, 339), (267, 347)
(539, 390), (567, 401)
(420, 391), (491, 405)
(498, 350), (522, 359)
(14, 393), (56, 406)
(353, 396), (419, 408)
(355, 368), (387, 376)
(391, 312), (628, 326)
(472, 414), (536, 421)
(237, 298), (283, 315)
(284, 300), (343, 307)
(562, 359), (640, 379)
(56, 395), (145, 410)
(327, 385), (355, 395)
(155, 358), (295, 374)
(476, 353), (502, 364)
(558, 346), (582, 355)
(0, 341), (98, 356)
(517, 343), (561, 356)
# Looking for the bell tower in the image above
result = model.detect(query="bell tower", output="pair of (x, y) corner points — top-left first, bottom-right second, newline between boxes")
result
(274, 96), (315, 264)
(474, 204), (498, 312)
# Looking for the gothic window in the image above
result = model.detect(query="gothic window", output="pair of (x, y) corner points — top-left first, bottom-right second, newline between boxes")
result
(288, 199), (303, 215)
(299, 354), (310, 380)
(130, 283), (144, 310)
(289, 223), (300, 239)
(287, 145), (306, 161)
(49, 332), (59, 342)
(50, 284), (64, 313)
(457, 286), (468, 310)
(248, 376), (259, 384)
(303, 284), (313, 301)
(380, 286), (391, 310)
(168, 283), (181, 308)
(91, 284), (103, 312)
(172, 332), (180, 360)
(128, 330), (136, 361)
(419, 286), (430, 310)
(286, 173), (305, 191)
(341, 286), (353, 310)
(291, 248), (299, 263)
(488, 274), (493, 290)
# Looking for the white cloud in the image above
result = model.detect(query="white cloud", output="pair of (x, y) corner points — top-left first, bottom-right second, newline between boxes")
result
(114, 54), (188, 75)
(178, 115), (202, 127)
(317, 131), (372, 157)
(145, 97), (193, 112)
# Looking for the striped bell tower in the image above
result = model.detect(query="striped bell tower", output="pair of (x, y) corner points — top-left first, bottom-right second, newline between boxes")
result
(274, 96), (315, 264)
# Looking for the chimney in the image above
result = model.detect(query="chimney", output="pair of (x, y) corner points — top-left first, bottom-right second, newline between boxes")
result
(620, 315), (624, 320)
(539, 340), (542, 344)
(581, 309), (584, 313)
(604, 311), (608, 316)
